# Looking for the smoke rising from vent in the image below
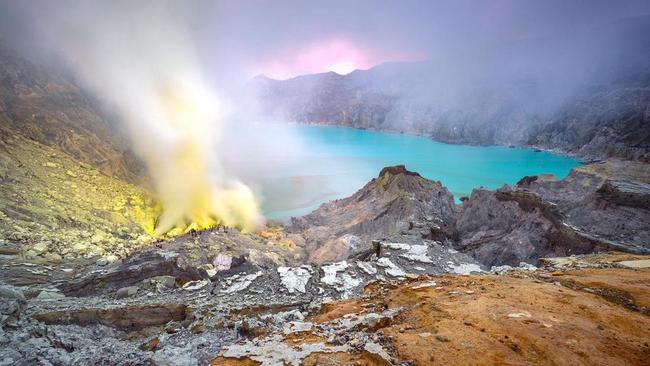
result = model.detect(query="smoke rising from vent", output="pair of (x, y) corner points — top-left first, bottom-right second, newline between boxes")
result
(26, 2), (264, 234)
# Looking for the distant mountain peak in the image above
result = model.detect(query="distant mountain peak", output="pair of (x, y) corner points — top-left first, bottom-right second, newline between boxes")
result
(250, 73), (272, 81)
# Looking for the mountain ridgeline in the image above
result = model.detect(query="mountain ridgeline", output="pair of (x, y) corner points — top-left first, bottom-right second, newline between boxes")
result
(251, 16), (650, 162)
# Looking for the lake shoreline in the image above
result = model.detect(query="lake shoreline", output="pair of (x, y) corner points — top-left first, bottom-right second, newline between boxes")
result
(273, 120), (589, 164)
(251, 123), (580, 219)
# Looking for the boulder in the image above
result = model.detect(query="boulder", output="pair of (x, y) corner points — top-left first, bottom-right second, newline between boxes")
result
(115, 286), (139, 299)
(0, 283), (26, 328)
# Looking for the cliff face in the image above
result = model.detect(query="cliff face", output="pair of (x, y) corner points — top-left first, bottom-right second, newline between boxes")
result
(0, 44), (162, 263)
(527, 87), (650, 161)
(0, 130), (158, 263)
(454, 160), (650, 266)
(0, 44), (144, 183)
(252, 17), (650, 162)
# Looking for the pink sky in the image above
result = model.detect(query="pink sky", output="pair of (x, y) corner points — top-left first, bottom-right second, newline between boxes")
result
(249, 39), (418, 79)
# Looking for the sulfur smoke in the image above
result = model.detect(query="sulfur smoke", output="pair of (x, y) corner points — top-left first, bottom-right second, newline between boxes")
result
(44, 3), (263, 235)
(129, 76), (263, 235)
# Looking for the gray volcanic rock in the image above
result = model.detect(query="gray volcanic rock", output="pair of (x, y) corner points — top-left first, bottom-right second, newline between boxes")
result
(285, 162), (649, 267)
(0, 238), (477, 365)
(596, 179), (650, 209)
(525, 161), (650, 255)
(0, 283), (26, 328)
(455, 160), (650, 266)
(528, 87), (650, 162)
(289, 165), (457, 263)
(50, 226), (309, 298)
(0, 43), (144, 183)
(1, 161), (648, 365)
(454, 188), (603, 267)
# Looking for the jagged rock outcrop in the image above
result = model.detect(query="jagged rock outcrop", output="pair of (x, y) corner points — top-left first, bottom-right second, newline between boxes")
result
(0, 283), (26, 329)
(285, 161), (649, 268)
(524, 161), (650, 254)
(289, 165), (457, 263)
(454, 188), (606, 267)
(455, 160), (650, 266)
(282, 162), (650, 267)
(597, 179), (650, 209)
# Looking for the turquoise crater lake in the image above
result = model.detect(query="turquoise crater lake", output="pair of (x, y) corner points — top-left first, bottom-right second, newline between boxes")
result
(225, 124), (580, 220)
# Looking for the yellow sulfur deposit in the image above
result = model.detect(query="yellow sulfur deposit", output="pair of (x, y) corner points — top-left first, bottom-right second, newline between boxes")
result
(0, 130), (159, 257)
(138, 81), (263, 236)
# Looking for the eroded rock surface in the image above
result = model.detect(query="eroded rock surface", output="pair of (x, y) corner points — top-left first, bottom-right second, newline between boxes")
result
(0, 43), (143, 182)
(454, 160), (650, 266)
(290, 165), (457, 263)
(214, 252), (650, 366)
(0, 238), (477, 365)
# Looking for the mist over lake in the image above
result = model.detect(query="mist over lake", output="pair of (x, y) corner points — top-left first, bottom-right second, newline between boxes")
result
(223, 124), (580, 219)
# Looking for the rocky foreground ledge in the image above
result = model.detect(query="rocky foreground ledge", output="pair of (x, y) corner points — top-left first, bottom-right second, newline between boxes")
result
(215, 252), (650, 365)
(1, 249), (648, 365)
(0, 237), (479, 365)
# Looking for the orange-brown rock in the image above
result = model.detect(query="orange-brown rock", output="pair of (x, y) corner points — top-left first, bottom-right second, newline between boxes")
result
(215, 256), (650, 365)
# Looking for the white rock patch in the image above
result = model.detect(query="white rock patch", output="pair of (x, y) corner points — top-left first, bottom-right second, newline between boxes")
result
(283, 321), (313, 335)
(399, 244), (433, 263)
(382, 242), (411, 250)
(448, 263), (482, 274)
(321, 261), (362, 298)
(377, 257), (406, 278)
(181, 279), (209, 291)
(356, 261), (377, 275)
(278, 266), (312, 293)
(221, 271), (263, 293)
(364, 341), (392, 363)
(411, 281), (437, 289)
(321, 261), (349, 286)
(221, 335), (349, 366)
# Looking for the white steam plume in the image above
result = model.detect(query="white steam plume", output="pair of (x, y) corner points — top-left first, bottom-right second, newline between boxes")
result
(45, 2), (263, 234)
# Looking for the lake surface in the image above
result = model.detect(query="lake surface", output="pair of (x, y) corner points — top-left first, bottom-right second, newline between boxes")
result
(225, 124), (580, 220)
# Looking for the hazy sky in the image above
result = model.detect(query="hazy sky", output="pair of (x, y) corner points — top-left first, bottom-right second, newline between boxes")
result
(1, 0), (649, 81)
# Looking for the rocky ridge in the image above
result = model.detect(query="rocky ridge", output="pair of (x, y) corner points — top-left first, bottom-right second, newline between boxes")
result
(289, 165), (457, 263)
(251, 17), (650, 162)
(288, 163), (650, 268)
